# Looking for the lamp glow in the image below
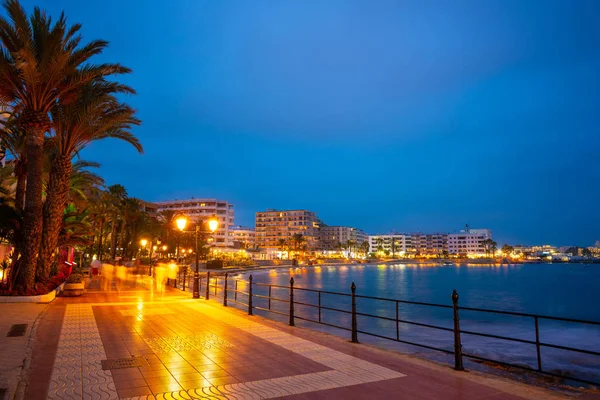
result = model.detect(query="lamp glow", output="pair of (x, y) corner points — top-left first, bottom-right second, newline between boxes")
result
(162, 245), (167, 251)
(176, 216), (188, 231)
(140, 239), (148, 247)
(208, 217), (219, 233)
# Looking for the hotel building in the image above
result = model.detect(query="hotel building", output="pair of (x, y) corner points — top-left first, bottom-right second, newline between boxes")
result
(368, 234), (407, 256)
(153, 198), (235, 247)
(448, 228), (491, 257)
(255, 209), (322, 250)
(319, 226), (368, 250)
(408, 233), (448, 256)
(229, 226), (256, 249)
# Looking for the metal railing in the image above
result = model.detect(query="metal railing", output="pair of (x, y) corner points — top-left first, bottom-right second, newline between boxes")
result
(170, 271), (600, 387)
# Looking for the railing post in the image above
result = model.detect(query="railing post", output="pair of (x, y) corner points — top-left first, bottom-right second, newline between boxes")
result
(452, 289), (464, 371)
(182, 267), (187, 291)
(234, 280), (238, 301)
(248, 275), (253, 315)
(215, 276), (218, 296)
(268, 285), (272, 310)
(396, 300), (400, 341)
(205, 271), (210, 300)
(199, 274), (202, 295)
(289, 277), (295, 326)
(534, 316), (542, 371)
(223, 273), (228, 307)
(318, 291), (321, 323)
(351, 282), (358, 343)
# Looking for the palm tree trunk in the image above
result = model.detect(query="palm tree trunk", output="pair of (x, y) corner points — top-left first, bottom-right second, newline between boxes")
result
(117, 221), (126, 257)
(14, 157), (26, 212)
(38, 155), (72, 281)
(109, 219), (118, 262)
(97, 220), (104, 261)
(15, 126), (45, 291)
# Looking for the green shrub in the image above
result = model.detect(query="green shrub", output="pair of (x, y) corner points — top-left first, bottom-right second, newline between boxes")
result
(66, 273), (84, 284)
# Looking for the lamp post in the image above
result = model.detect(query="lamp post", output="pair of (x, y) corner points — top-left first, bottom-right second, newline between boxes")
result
(175, 216), (188, 287)
(193, 216), (219, 299)
(140, 238), (148, 259)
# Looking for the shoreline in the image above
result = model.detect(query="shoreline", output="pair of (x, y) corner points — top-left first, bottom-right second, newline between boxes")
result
(195, 258), (596, 276)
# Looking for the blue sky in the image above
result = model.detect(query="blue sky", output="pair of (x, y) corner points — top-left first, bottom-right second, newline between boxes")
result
(15, 0), (600, 245)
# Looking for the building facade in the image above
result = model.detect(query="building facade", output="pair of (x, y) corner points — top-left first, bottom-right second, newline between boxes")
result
(368, 234), (407, 256)
(229, 226), (256, 249)
(153, 198), (235, 247)
(319, 226), (368, 250)
(447, 228), (492, 257)
(255, 209), (322, 249)
(407, 233), (448, 256)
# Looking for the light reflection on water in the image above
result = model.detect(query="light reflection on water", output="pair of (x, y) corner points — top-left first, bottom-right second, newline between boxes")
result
(228, 263), (600, 384)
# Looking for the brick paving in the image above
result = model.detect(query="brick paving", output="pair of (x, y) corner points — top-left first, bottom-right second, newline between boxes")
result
(0, 302), (48, 400)
(18, 277), (581, 399)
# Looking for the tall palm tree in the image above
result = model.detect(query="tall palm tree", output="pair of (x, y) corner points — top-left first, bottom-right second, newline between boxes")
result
(39, 80), (140, 279)
(0, 118), (25, 211)
(360, 241), (370, 259)
(68, 160), (104, 208)
(0, 0), (133, 289)
(119, 197), (145, 258)
(106, 184), (127, 262)
(345, 240), (356, 259)
(277, 238), (287, 259)
(291, 234), (305, 259)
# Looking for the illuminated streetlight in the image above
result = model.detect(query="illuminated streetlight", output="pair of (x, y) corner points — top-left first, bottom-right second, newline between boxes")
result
(162, 245), (167, 251)
(193, 216), (220, 299)
(208, 217), (219, 233)
(176, 216), (188, 232)
(140, 239), (148, 247)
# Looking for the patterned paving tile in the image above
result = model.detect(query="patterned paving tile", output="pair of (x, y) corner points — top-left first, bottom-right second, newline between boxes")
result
(46, 304), (118, 400)
(120, 303), (406, 399)
(48, 299), (404, 400)
(121, 308), (174, 317)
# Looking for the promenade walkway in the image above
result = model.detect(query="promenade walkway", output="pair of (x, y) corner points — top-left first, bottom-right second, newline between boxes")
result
(17, 277), (590, 400)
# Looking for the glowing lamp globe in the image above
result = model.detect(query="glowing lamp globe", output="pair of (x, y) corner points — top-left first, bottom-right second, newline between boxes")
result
(176, 216), (188, 231)
(208, 218), (219, 233)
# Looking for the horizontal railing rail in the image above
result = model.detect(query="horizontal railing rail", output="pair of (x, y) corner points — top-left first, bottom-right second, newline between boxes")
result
(172, 270), (599, 387)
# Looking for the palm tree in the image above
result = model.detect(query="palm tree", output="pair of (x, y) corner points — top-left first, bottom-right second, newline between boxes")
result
(345, 240), (356, 259)
(277, 238), (287, 259)
(481, 238), (493, 257)
(120, 197), (145, 258)
(501, 244), (514, 257)
(0, 119), (25, 211)
(106, 185), (127, 263)
(357, 241), (369, 259)
(39, 79), (140, 279)
(68, 161), (104, 208)
(0, 0), (133, 289)
(291, 234), (305, 258)
(490, 240), (498, 258)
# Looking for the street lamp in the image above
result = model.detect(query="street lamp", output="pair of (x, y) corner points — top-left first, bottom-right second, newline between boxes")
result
(174, 216), (188, 287)
(175, 216), (188, 264)
(140, 238), (148, 257)
(193, 216), (219, 299)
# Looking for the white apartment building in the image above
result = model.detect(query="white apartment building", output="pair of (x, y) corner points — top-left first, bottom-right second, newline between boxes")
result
(448, 228), (492, 257)
(229, 226), (256, 249)
(369, 234), (407, 256)
(153, 198), (235, 247)
(255, 209), (322, 249)
(319, 226), (368, 250)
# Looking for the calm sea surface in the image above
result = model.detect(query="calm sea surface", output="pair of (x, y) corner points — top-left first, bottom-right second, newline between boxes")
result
(227, 263), (600, 384)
